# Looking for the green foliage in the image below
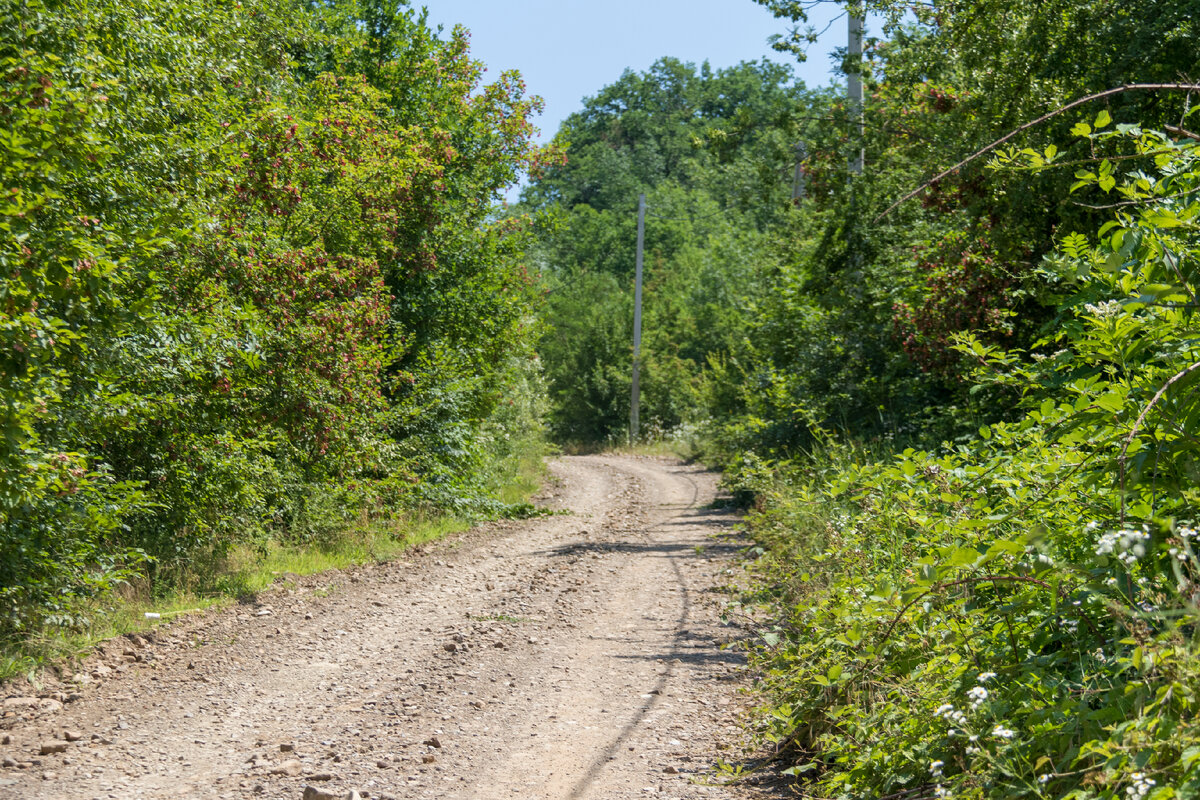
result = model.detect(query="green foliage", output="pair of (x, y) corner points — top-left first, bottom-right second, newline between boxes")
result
(523, 58), (822, 445)
(1, 0), (546, 638)
(734, 129), (1200, 799)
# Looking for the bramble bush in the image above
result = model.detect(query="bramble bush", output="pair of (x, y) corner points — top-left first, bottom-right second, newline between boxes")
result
(734, 118), (1200, 799)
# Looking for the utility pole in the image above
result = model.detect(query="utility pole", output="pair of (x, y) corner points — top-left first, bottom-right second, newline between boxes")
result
(792, 141), (808, 203)
(848, 8), (865, 175)
(629, 193), (646, 445)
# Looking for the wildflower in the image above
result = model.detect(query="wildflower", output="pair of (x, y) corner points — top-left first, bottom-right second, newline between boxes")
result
(1126, 772), (1156, 800)
(1039, 774), (1051, 784)
(976, 672), (996, 684)
(934, 785), (953, 799)
(1083, 300), (1122, 319)
(930, 760), (944, 778)
(1095, 528), (1151, 562)
(992, 725), (1016, 739)
(967, 686), (989, 709)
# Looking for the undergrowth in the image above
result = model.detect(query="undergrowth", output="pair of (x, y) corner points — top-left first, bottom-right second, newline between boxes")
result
(726, 123), (1200, 798)
(0, 440), (547, 684)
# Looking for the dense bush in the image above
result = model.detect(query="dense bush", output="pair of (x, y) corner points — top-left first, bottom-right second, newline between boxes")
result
(0, 0), (545, 635)
(734, 122), (1200, 799)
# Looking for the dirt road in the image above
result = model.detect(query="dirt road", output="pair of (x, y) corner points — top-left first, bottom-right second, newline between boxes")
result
(0, 455), (762, 800)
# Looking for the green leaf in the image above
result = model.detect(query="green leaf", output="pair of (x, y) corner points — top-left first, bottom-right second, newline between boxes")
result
(1095, 109), (1112, 129)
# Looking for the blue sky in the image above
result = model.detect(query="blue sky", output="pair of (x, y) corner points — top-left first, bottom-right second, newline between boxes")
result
(420, 0), (863, 146)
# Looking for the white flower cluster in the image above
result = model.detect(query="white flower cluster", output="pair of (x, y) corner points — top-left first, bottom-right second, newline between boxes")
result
(977, 672), (996, 683)
(934, 785), (953, 799)
(1083, 299), (1123, 319)
(967, 686), (989, 709)
(1126, 772), (1156, 799)
(930, 760), (944, 778)
(1095, 526), (1151, 564)
(992, 725), (1016, 739)
(934, 703), (967, 725)
(1170, 525), (1197, 564)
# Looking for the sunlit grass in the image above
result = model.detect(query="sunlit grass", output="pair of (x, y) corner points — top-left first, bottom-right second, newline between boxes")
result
(0, 510), (491, 683)
(1, 440), (553, 684)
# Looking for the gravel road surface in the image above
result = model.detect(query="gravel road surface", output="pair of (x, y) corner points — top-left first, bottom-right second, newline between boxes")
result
(0, 455), (763, 800)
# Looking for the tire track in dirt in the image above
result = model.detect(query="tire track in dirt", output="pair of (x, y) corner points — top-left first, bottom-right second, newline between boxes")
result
(0, 455), (761, 800)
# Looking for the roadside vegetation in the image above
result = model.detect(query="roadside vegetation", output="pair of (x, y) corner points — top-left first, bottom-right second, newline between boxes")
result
(5, 0), (1200, 795)
(0, 0), (551, 676)
(522, 0), (1200, 796)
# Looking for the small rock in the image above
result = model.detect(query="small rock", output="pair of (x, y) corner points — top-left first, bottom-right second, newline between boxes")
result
(1, 698), (38, 711)
(270, 759), (303, 776)
(308, 772), (334, 781)
(663, 766), (679, 774)
(442, 642), (457, 653)
(421, 755), (436, 764)
(42, 771), (57, 780)
(280, 743), (295, 752)
(38, 698), (63, 714)
(423, 736), (441, 749)
(302, 788), (339, 800)
(39, 743), (67, 756)
(2, 757), (17, 768)
(305, 613), (314, 621)
(1, 734), (11, 745)
(469, 700), (484, 709)
(345, 791), (362, 800)
(255, 608), (272, 617)
(62, 730), (82, 742)
(375, 760), (389, 769)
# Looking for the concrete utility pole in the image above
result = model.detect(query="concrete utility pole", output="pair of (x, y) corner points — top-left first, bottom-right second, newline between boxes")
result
(629, 193), (646, 445)
(848, 8), (865, 174)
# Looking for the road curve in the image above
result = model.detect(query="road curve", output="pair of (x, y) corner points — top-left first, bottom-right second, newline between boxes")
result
(0, 455), (755, 800)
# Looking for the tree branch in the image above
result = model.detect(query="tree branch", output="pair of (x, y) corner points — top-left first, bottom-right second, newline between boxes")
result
(874, 83), (1200, 223)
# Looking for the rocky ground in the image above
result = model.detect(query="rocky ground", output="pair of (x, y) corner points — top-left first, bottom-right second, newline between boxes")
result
(0, 455), (777, 800)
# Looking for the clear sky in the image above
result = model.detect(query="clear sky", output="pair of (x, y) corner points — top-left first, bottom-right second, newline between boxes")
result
(420, 0), (862, 146)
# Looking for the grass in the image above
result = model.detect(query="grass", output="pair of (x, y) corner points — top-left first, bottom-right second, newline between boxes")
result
(0, 512), (471, 685)
(561, 437), (699, 461)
